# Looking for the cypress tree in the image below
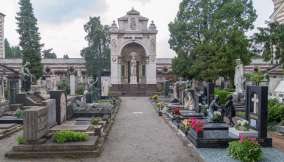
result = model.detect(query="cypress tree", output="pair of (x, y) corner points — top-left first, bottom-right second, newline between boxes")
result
(16, 0), (43, 80)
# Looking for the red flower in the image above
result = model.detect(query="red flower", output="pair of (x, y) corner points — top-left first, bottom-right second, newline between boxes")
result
(191, 119), (204, 133)
(172, 107), (180, 115)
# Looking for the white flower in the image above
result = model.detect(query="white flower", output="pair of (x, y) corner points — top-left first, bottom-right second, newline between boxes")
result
(213, 111), (221, 116)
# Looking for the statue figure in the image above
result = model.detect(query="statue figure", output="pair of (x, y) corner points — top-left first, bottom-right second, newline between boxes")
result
(20, 62), (32, 92)
(208, 96), (222, 121)
(234, 59), (244, 94)
(130, 53), (137, 84)
(224, 95), (236, 126)
(184, 91), (194, 110)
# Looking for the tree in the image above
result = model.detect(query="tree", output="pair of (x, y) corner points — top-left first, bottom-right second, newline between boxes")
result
(4, 39), (12, 58)
(63, 54), (69, 59)
(169, 0), (257, 82)
(81, 17), (110, 78)
(16, 0), (43, 79)
(42, 48), (57, 59)
(81, 17), (110, 99)
(253, 22), (284, 65)
(4, 39), (22, 58)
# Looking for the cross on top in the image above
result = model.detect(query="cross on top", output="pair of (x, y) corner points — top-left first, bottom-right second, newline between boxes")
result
(251, 93), (259, 114)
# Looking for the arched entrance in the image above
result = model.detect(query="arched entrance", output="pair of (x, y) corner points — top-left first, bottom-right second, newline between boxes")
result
(120, 43), (147, 84)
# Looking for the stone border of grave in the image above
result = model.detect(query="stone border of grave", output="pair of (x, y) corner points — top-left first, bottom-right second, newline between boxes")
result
(5, 98), (121, 159)
(148, 98), (205, 162)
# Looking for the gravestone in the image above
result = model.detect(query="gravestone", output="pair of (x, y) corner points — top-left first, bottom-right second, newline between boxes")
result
(8, 79), (19, 104)
(207, 83), (214, 105)
(245, 86), (272, 146)
(50, 91), (67, 124)
(43, 99), (57, 128)
(163, 80), (170, 97)
(70, 74), (76, 96)
(101, 76), (111, 97)
(23, 106), (48, 144)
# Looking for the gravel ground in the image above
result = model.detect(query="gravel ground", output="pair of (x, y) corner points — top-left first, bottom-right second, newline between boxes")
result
(0, 97), (195, 162)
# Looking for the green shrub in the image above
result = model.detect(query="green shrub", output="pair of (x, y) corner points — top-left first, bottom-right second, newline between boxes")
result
(91, 117), (101, 125)
(76, 83), (85, 95)
(228, 137), (262, 162)
(268, 99), (284, 123)
(16, 136), (25, 144)
(15, 109), (24, 119)
(214, 88), (232, 104)
(57, 80), (70, 95)
(53, 131), (89, 144)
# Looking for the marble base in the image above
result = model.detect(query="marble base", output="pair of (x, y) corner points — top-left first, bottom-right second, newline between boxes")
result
(229, 127), (258, 138)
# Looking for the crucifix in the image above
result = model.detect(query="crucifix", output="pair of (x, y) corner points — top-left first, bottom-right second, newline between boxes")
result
(251, 93), (259, 114)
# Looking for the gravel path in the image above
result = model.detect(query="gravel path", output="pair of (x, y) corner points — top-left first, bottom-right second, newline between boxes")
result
(0, 97), (194, 162)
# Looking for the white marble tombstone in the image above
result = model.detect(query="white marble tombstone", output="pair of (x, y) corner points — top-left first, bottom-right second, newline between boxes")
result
(234, 59), (245, 94)
(70, 74), (76, 96)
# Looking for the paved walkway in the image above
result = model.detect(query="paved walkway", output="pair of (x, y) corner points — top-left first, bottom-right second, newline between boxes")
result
(0, 97), (194, 162)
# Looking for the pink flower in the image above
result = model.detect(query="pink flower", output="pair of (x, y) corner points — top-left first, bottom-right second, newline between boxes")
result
(249, 138), (256, 141)
(239, 135), (245, 139)
(240, 139), (244, 143)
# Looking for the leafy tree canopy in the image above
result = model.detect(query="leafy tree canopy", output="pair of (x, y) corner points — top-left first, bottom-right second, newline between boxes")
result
(253, 22), (284, 65)
(16, 0), (43, 79)
(42, 48), (57, 59)
(4, 39), (22, 59)
(169, 0), (257, 82)
(81, 17), (110, 79)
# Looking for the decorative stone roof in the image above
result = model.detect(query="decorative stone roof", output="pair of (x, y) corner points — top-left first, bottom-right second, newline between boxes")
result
(0, 12), (5, 16)
(127, 8), (140, 15)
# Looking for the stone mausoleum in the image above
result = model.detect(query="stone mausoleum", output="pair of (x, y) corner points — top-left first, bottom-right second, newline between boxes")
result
(110, 9), (158, 96)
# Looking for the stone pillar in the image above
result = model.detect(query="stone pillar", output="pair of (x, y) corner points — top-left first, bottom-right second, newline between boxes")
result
(146, 56), (157, 84)
(0, 79), (4, 101)
(70, 74), (76, 96)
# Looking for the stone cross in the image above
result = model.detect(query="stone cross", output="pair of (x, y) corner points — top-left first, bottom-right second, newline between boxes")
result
(251, 93), (259, 114)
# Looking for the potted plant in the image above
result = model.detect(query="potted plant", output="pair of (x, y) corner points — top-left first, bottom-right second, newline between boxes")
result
(190, 118), (204, 138)
(235, 120), (250, 131)
(211, 111), (223, 123)
(228, 136), (262, 162)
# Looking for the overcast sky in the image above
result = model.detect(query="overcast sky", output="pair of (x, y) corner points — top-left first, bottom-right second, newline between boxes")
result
(0, 0), (274, 58)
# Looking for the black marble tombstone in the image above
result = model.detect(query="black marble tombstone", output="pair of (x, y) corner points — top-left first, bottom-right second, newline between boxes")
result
(163, 80), (170, 97)
(207, 82), (214, 106)
(50, 90), (67, 124)
(8, 79), (19, 104)
(245, 86), (272, 147)
(86, 92), (92, 103)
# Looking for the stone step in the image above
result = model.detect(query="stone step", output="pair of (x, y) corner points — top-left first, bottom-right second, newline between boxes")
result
(5, 150), (101, 159)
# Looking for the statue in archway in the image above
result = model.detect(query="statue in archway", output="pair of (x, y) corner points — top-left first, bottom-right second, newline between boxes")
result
(130, 53), (137, 84)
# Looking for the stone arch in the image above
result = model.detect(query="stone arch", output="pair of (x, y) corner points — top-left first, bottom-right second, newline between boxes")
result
(119, 40), (149, 56)
(120, 42), (147, 84)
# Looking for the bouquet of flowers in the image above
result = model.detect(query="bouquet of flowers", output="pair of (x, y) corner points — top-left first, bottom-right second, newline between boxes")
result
(235, 120), (250, 131)
(211, 111), (223, 122)
(172, 107), (181, 115)
(191, 118), (204, 134)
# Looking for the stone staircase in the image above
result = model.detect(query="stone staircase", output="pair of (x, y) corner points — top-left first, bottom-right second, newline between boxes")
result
(111, 84), (158, 96)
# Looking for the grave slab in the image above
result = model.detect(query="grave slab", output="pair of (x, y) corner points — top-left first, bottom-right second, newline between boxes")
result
(229, 127), (258, 138)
